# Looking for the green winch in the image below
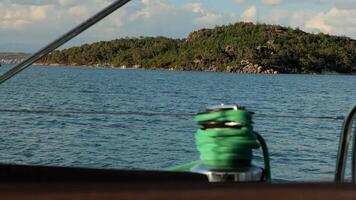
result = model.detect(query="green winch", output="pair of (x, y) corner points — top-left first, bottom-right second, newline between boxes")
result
(170, 105), (271, 183)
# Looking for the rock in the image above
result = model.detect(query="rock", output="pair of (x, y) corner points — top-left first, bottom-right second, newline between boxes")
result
(224, 46), (235, 55)
(240, 60), (250, 66)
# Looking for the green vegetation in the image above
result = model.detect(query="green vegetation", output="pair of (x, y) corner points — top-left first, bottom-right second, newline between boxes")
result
(40, 22), (356, 74)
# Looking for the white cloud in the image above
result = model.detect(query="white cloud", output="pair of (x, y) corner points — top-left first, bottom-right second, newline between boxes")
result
(305, 8), (356, 35)
(184, 3), (204, 14)
(58, 0), (75, 6)
(257, 0), (329, 6)
(0, 0), (130, 51)
(305, 13), (332, 33)
(8, 0), (57, 6)
(235, 0), (246, 4)
(141, 0), (151, 6)
(130, 0), (174, 21)
(68, 5), (91, 18)
(241, 5), (257, 23)
(262, 6), (356, 39)
(183, 2), (222, 26)
(30, 6), (48, 20)
(262, 0), (284, 5)
(0, 3), (54, 29)
(194, 13), (222, 26)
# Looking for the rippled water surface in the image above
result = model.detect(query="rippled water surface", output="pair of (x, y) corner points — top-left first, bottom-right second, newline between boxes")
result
(0, 64), (355, 181)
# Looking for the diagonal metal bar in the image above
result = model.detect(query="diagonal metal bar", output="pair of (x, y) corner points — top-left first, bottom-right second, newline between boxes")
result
(0, 0), (132, 85)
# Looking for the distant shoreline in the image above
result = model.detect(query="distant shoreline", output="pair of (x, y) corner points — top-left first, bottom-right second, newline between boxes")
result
(33, 62), (140, 69)
(33, 62), (282, 74)
(31, 62), (352, 75)
(0, 62), (350, 75)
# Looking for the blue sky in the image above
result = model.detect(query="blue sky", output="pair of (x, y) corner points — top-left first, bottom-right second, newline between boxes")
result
(0, 0), (355, 52)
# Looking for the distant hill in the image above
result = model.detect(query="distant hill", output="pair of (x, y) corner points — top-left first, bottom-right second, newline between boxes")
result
(40, 22), (356, 74)
(0, 52), (30, 64)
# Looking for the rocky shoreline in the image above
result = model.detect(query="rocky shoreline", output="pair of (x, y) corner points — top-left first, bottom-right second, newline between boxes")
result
(223, 60), (278, 74)
(35, 59), (279, 74)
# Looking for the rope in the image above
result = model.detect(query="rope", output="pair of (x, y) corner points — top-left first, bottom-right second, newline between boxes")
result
(170, 108), (272, 182)
(195, 109), (261, 169)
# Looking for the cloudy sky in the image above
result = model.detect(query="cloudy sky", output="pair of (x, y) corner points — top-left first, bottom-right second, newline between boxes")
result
(0, 0), (356, 52)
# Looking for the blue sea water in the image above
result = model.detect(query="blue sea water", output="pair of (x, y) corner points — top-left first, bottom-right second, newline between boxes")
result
(0, 64), (355, 181)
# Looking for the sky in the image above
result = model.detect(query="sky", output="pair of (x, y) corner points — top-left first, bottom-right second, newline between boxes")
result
(1, 0), (356, 52)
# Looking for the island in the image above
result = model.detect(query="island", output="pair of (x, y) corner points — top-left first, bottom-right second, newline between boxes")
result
(36, 22), (356, 74)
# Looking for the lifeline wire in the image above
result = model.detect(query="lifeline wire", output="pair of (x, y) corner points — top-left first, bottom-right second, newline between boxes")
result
(0, 108), (345, 120)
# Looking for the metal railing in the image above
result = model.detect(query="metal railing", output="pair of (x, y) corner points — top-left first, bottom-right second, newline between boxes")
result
(335, 106), (356, 182)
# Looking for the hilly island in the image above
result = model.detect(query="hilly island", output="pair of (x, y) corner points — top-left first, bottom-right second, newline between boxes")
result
(39, 22), (356, 74)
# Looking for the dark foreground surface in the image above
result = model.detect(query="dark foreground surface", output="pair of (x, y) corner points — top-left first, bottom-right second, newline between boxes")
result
(0, 164), (355, 200)
(2, 182), (356, 200)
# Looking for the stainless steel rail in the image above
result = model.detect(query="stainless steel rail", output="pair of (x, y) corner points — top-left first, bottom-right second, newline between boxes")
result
(335, 106), (356, 182)
(0, 0), (132, 85)
(352, 121), (356, 182)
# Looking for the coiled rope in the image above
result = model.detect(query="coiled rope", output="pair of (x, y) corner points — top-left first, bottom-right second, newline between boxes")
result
(195, 109), (259, 169)
(170, 107), (272, 182)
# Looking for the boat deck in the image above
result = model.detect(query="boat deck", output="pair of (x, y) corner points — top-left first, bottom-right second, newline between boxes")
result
(0, 164), (355, 200)
(2, 182), (356, 200)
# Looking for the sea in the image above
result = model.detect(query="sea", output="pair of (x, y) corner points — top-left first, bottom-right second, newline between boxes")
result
(0, 64), (355, 181)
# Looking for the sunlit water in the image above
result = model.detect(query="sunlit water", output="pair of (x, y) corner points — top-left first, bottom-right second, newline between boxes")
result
(0, 64), (355, 181)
